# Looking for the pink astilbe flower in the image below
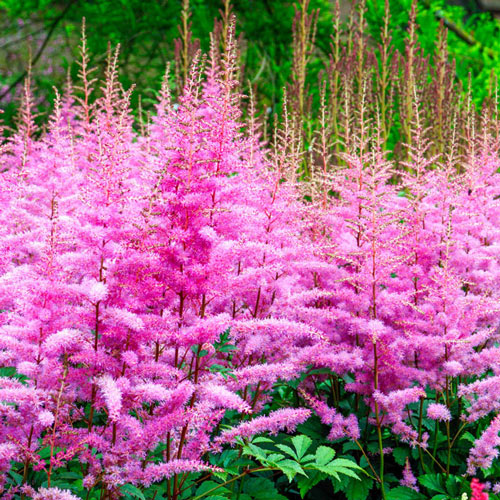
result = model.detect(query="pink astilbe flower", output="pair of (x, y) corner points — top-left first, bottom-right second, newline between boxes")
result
(31, 487), (81, 500)
(140, 460), (223, 487)
(215, 408), (311, 445)
(299, 389), (359, 440)
(467, 414), (500, 475)
(3, 13), (500, 497)
(38, 410), (55, 427)
(0, 27), (320, 493)
(97, 375), (122, 422)
(427, 403), (451, 422)
(400, 457), (419, 491)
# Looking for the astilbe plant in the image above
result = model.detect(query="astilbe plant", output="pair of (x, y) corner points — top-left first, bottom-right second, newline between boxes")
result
(4, 3), (500, 500)
(251, 0), (500, 496)
(293, 93), (500, 497)
(0, 27), (318, 500)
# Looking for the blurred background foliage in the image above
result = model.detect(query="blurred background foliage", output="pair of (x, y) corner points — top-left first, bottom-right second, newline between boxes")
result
(0, 0), (500, 128)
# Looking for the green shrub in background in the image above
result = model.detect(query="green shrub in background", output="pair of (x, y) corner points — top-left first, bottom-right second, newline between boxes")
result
(2, 0), (500, 129)
(366, 0), (500, 104)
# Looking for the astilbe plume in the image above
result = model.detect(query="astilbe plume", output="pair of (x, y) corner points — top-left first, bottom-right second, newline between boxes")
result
(400, 457), (418, 492)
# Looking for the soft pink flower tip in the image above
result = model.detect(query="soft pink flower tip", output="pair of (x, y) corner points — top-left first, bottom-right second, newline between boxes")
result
(427, 403), (451, 422)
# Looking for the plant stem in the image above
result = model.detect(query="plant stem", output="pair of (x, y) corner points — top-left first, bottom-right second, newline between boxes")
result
(373, 342), (386, 500)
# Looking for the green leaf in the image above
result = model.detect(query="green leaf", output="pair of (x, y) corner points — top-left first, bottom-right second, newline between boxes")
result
(444, 474), (461, 496)
(392, 447), (408, 466)
(275, 443), (297, 459)
(344, 477), (373, 500)
(291, 434), (312, 461)
(386, 486), (426, 500)
(275, 458), (307, 482)
(119, 484), (146, 500)
(8, 470), (23, 485)
(329, 458), (362, 470)
(0, 367), (16, 377)
(266, 453), (286, 464)
(252, 437), (273, 444)
(316, 463), (360, 481)
(196, 481), (230, 497)
(342, 441), (359, 453)
(219, 344), (238, 352)
(242, 443), (268, 461)
(243, 477), (287, 500)
(211, 470), (228, 481)
(460, 432), (476, 443)
(296, 415), (325, 441)
(418, 474), (445, 493)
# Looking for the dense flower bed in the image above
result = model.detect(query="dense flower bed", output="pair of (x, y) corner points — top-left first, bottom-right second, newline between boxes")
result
(1, 9), (500, 500)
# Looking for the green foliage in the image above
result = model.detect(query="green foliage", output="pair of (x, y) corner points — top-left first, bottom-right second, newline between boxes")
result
(191, 433), (363, 499)
(3, 0), (499, 128)
(367, 0), (500, 104)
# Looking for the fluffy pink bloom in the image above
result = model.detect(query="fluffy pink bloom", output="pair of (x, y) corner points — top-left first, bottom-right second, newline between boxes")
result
(38, 410), (55, 427)
(215, 408), (311, 445)
(201, 383), (251, 413)
(426, 403), (451, 422)
(467, 414), (500, 475)
(300, 389), (360, 440)
(141, 460), (222, 487)
(400, 458), (418, 491)
(97, 375), (122, 422)
(32, 487), (80, 500)
(2, 14), (500, 496)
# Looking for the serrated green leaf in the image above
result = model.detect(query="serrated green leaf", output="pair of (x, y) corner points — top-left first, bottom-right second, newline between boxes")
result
(38, 447), (52, 459)
(242, 443), (267, 461)
(343, 441), (359, 453)
(444, 474), (460, 496)
(120, 484), (146, 500)
(418, 474), (445, 493)
(344, 477), (373, 500)
(330, 458), (362, 470)
(460, 432), (476, 443)
(8, 470), (23, 485)
(393, 447), (408, 466)
(297, 470), (324, 499)
(219, 345), (238, 352)
(386, 486), (426, 500)
(211, 470), (228, 481)
(291, 434), (312, 460)
(315, 445), (336, 466)
(300, 453), (316, 464)
(275, 443), (297, 459)
(316, 463), (360, 480)
(243, 477), (288, 500)
(266, 453), (286, 464)
(252, 437), (273, 444)
(275, 458), (307, 482)
(196, 481), (230, 497)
